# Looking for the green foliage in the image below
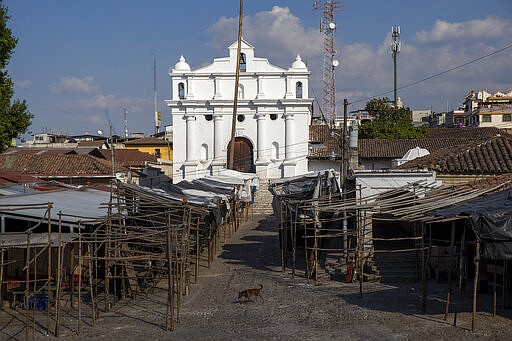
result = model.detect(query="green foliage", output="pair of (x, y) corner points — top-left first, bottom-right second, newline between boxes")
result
(359, 97), (428, 139)
(0, 4), (32, 151)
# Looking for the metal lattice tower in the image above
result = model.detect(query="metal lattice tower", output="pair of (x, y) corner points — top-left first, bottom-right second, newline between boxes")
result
(314, 0), (342, 126)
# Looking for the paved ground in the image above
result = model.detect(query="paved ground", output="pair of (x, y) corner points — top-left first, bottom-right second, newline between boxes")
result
(1, 214), (511, 340)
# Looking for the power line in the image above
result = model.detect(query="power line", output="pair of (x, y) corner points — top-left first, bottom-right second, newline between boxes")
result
(351, 41), (512, 106)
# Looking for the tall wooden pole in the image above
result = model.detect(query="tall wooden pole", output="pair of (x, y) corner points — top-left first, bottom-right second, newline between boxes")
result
(454, 226), (465, 326)
(46, 203), (52, 336)
(228, 0), (243, 169)
(444, 221), (456, 320)
(25, 232), (31, 341)
(54, 212), (63, 337)
(472, 240), (480, 332)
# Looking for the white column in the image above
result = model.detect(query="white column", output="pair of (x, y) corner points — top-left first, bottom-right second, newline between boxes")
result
(284, 113), (295, 160)
(185, 114), (196, 161)
(213, 114), (224, 160)
(256, 114), (267, 162)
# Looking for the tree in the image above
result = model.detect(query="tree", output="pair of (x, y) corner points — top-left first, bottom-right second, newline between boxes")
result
(359, 97), (427, 139)
(0, 3), (32, 151)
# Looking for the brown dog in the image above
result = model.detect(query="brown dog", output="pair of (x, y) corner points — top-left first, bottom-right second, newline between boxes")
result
(238, 284), (263, 302)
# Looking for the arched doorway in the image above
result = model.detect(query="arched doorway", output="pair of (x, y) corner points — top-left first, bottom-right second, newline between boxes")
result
(227, 137), (255, 173)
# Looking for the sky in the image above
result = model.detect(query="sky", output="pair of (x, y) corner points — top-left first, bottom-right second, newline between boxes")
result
(4, 0), (512, 139)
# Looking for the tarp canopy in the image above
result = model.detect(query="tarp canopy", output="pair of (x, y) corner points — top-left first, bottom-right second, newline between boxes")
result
(269, 169), (340, 200)
(427, 189), (512, 260)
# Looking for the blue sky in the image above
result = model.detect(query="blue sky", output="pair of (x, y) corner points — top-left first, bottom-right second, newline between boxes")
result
(5, 0), (512, 139)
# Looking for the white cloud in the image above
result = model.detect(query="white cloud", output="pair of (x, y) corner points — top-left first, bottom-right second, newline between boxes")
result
(208, 9), (512, 113)
(415, 17), (512, 44)
(50, 76), (100, 94)
(61, 93), (151, 113)
(207, 6), (323, 66)
(15, 80), (32, 89)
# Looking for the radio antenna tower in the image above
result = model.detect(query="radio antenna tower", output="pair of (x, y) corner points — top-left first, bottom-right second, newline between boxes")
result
(313, 0), (342, 127)
(390, 26), (401, 105)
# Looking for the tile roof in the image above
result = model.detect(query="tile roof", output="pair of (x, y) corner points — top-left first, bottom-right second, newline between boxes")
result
(359, 127), (509, 158)
(309, 125), (510, 162)
(0, 149), (114, 176)
(308, 124), (342, 159)
(92, 149), (157, 167)
(397, 135), (512, 175)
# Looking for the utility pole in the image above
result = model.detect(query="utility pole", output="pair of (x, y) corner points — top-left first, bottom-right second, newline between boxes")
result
(153, 54), (161, 134)
(391, 26), (401, 105)
(341, 98), (348, 190)
(228, 0), (243, 170)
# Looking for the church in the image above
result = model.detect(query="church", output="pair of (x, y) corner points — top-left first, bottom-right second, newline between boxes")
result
(166, 39), (313, 181)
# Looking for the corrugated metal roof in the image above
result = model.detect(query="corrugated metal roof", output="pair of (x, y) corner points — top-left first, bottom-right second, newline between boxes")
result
(0, 188), (110, 225)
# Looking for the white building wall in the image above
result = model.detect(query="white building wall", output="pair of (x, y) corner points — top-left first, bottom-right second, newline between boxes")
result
(166, 39), (312, 181)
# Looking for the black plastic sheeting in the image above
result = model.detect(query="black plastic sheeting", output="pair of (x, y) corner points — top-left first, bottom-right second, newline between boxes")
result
(427, 189), (512, 260)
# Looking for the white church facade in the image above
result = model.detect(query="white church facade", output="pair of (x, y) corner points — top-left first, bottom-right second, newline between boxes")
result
(166, 39), (313, 181)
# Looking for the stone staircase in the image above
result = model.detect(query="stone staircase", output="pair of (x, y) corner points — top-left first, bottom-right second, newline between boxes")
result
(251, 180), (276, 216)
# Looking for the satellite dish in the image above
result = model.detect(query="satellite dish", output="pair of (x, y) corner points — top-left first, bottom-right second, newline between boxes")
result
(329, 22), (336, 30)
(97, 129), (103, 135)
(332, 59), (339, 67)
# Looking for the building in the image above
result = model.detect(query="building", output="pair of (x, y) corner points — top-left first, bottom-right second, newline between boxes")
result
(464, 89), (512, 129)
(123, 137), (172, 161)
(166, 39), (313, 181)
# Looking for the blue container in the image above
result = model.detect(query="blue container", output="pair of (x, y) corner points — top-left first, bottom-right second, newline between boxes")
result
(28, 296), (48, 311)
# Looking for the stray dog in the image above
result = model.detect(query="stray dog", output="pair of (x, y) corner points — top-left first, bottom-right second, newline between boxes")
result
(238, 284), (263, 302)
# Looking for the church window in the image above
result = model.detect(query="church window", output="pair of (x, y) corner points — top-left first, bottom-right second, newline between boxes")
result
(296, 82), (303, 98)
(178, 82), (185, 99)
(205, 114), (213, 121)
(270, 114), (278, 121)
(238, 84), (244, 99)
(271, 142), (280, 159)
(240, 53), (246, 72)
(201, 143), (209, 160)
(237, 114), (245, 122)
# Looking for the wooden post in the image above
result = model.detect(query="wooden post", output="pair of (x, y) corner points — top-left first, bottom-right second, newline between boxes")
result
(166, 225), (172, 331)
(444, 221), (456, 320)
(25, 232), (31, 341)
(88, 243), (96, 326)
(304, 218), (309, 279)
(493, 258), (497, 317)
(359, 211), (365, 298)
(0, 249), (4, 311)
(421, 223), (427, 313)
(280, 201), (285, 273)
(54, 212), (63, 337)
(472, 240), (480, 332)
(32, 242), (37, 339)
(454, 226), (465, 326)
(195, 219), (200, 283)
(70, 242), (75, 309)
(105, 206), (112, 312)
(292, 205), (297, 279)
(46, 203), (52, 336)
(170, 226), (175, 331)
(78, 227), (82, 335)
(313, 212), (318, 286)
